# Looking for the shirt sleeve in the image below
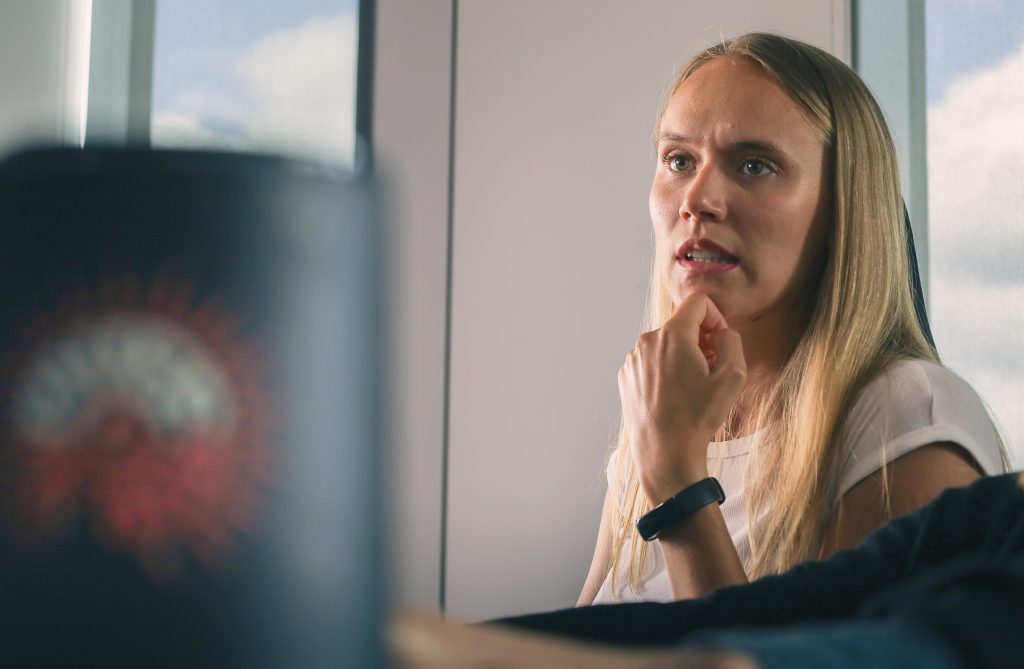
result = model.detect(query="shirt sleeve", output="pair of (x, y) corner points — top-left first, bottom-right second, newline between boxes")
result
(837, 360), (1005, 497)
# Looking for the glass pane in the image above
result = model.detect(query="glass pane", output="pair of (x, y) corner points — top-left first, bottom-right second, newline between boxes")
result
(926, 1), (1024, 462)
(151, 0), (359, 167)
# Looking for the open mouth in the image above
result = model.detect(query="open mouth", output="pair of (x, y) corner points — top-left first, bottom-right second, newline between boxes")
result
(682, 249), (738, 264)
(675, 239), (739, 271)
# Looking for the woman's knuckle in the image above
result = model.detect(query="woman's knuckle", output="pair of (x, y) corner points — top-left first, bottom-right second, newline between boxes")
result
(727, 365), (747, 385)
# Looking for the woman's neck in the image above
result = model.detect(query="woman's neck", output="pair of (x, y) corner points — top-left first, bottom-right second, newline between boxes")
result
(724, 301), (811, 434)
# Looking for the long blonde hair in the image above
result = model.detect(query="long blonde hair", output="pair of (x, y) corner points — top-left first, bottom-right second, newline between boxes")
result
(609, 32), (943, 594)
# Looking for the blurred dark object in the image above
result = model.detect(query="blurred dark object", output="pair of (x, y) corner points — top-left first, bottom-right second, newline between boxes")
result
(0, 147), (384, 668)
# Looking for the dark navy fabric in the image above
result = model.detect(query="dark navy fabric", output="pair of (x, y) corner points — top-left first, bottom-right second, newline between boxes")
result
(688, 620), (959, 669)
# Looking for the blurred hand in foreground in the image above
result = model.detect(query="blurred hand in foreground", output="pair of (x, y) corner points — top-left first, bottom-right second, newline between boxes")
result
(390, 612), (760, 669)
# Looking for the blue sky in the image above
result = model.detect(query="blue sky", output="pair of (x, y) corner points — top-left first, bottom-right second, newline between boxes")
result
(150, 0), (359, 164)
(926, 0), (1024, 102)
(155, 0), (355, 47)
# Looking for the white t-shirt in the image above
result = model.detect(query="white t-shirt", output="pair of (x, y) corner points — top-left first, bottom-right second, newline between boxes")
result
(592, 359), (1005, 603)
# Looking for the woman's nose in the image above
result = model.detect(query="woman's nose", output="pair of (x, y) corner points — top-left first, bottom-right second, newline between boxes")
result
(679, 164), (727, 224)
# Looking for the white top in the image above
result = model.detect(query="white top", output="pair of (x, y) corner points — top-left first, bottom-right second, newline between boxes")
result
(592, 359), (1005, 603)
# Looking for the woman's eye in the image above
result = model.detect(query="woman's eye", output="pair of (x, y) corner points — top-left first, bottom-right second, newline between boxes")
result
(741, 159), (775, 176)
(666, 155), (692, 172)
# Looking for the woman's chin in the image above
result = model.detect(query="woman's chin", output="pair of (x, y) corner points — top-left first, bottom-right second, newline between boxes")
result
(671, 290), (738, 320)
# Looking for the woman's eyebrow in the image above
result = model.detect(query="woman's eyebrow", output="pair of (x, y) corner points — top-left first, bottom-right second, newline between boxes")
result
(657, 132), (691, 145)
(730, 139), (787, 156)
(657, 133), (788, 157)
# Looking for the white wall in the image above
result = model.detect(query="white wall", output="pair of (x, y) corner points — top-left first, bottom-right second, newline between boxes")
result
(378, 0), (851, 621)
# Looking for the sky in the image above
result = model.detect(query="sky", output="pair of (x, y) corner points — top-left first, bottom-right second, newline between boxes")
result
(926, 0), (1024, 461)
(926, 0), (1024, 102)
(150, 0), (359, 165)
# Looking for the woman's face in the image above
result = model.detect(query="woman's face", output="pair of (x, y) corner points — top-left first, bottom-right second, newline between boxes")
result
(650, 56), (831, 331)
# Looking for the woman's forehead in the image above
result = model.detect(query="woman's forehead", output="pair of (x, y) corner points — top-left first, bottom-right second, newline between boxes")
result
(659, 57), (824, 155)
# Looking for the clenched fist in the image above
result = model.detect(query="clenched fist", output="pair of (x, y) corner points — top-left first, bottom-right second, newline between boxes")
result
(619, 293), (746, 505)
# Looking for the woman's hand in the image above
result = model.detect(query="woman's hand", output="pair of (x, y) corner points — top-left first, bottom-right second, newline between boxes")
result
(390, 612), (759, 669)
(619, 292), (746, 504)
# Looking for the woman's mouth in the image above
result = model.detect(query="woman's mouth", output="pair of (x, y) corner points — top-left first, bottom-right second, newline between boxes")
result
(676, 239), (739, 272)
(683, 249), (736, 263)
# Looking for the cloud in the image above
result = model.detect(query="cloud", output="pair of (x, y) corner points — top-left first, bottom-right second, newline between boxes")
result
(931, 275), (1024, 374)
(927, 39), (1024, 458)
(151, 12), (357, 166)
(927, 39), (1024, 285)
(151, 110), (247, 150)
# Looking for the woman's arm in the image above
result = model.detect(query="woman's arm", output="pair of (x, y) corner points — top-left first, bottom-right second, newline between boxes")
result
(577, 489), (614, 606)
(619, 294), (749, 599)
(655, 492), (748, 599)
(819, 442), (981, 556)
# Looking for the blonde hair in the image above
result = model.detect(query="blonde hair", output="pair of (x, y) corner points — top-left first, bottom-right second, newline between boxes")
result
(609, 32), (950, 594)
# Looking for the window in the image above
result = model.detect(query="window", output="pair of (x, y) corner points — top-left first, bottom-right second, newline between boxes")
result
(151, 0), (360, 166)
(857, 0), (1021, 463)
(925, 0), (1024, 462)
(85, 0), (367, 168)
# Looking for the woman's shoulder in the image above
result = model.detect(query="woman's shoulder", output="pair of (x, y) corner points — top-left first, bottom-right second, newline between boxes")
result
(839, 358), (1005, 490)
(854, 358), (985, 414)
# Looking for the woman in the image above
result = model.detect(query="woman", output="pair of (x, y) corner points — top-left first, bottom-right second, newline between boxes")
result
(578, 32), (1007, 604)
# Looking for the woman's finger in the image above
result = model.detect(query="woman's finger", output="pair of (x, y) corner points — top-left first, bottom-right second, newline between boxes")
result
(665, 293), (730, 343)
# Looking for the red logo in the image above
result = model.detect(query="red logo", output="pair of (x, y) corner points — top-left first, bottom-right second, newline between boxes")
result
(1, 280), (272, 578)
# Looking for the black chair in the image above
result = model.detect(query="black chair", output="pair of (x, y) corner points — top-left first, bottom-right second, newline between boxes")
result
(905, 205), (936, 353)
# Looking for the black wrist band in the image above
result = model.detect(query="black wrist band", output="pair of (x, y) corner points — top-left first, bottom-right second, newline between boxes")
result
(636, 477), (725, 541)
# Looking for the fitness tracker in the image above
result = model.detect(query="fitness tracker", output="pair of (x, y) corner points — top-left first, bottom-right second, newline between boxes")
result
(636, 477), (725, 541)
